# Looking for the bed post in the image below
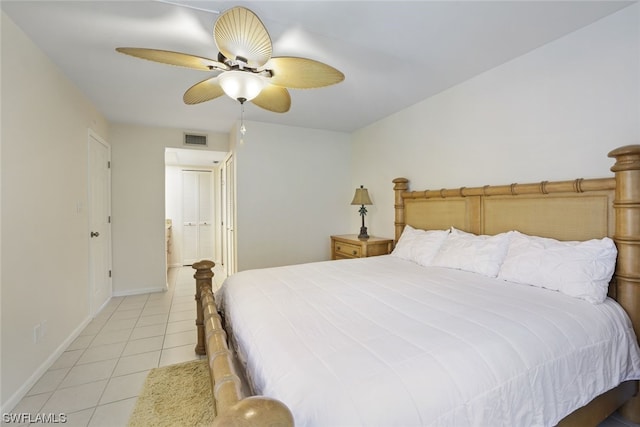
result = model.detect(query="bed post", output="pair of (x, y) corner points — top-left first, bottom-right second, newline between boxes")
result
(193, 260), (215, 356)
(394, 178), (409, 242)
(609, 145), (640, 422)
(192, 262), (295, 426)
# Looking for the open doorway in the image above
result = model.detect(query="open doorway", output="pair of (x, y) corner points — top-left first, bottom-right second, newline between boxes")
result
(164, 148), (228, 279)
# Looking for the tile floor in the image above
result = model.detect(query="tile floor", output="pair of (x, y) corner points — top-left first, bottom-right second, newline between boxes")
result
(603, 413), (640, 427)
(9, 266), (224, 426)
(7, 265), (640, 427)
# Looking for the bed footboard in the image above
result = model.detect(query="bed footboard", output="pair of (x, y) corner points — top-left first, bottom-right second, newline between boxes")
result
(193, 261), (294, 427)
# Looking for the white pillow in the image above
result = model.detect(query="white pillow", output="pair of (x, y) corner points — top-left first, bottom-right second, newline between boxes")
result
(391, 225), (449, 266)
(431, 228), (512, 277)
(497, 231), (617, 304)
(411, 229), (450, 266)
(391, 224), (423, 260)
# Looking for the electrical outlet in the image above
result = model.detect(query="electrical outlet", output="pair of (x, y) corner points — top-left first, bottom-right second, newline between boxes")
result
(33, 324), (41, 343)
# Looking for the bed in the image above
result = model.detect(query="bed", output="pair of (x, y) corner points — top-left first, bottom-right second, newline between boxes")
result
(193, 144), (640, 426)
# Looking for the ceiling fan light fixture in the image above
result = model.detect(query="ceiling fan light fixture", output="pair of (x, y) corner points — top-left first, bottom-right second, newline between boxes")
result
(218, 70), (265, 103)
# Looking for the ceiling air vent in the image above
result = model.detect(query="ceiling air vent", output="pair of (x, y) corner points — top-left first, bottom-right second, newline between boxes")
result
(184, 133), (207, 147)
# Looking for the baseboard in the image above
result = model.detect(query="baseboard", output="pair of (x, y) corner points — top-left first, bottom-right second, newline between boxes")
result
(113, 286), (167, 297)
(0, 315), (92, 413)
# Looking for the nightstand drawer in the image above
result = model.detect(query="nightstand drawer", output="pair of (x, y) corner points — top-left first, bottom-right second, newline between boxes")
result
(334, 241), (361, 258)
(330, 235), (394, 260)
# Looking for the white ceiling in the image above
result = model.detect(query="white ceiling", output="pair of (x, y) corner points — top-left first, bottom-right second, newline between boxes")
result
(2, 1), (634, 134)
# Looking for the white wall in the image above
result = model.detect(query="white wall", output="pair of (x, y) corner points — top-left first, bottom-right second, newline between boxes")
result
(231, 121), (352, 271)
(109, 124), (228, 295)
(1, 12), (109, 411)
(352, 4), (640, 240)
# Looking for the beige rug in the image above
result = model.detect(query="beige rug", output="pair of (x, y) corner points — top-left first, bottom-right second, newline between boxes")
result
(128, 359), (215, 427)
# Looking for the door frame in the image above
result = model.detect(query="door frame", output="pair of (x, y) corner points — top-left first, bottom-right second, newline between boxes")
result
(88, 129), (112, 316)
(221, 152), (236, 275)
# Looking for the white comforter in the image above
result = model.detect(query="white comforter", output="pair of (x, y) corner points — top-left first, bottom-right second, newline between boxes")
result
(217, 255), (640, 427)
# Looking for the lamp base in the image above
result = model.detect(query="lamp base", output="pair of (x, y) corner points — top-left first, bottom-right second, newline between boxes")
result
(358, 226), (369, 240)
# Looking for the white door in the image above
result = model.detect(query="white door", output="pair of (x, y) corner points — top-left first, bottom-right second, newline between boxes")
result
(88, 131), (112, 316)
(182, 170), (214, 265)
(198, 172), (214, 259)
(182, 171), (199, 264)
(223, 154), (236, 274)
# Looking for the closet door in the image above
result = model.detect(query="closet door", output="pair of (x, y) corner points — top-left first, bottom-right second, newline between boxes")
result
(198, 172), (214, 260)
(182, 170), (214, 265)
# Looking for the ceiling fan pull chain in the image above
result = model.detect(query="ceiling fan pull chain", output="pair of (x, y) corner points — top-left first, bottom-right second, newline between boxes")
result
(240, 102), (247, 136)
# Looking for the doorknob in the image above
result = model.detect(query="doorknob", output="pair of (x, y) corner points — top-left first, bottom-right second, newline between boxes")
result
(90, 231), (100, 238)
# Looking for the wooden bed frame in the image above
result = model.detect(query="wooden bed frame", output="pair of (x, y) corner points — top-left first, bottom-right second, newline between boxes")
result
(193, 144), (640, 427)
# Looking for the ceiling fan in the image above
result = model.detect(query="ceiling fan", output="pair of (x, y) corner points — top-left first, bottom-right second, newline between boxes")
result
(116, 6), (345, 113)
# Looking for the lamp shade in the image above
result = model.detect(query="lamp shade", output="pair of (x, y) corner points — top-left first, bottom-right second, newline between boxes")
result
(218, 70), (265, 102)
(351, 186), (372, 205)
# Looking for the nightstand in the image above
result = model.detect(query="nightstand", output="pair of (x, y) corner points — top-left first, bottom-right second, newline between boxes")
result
(330, 235), (394, 260)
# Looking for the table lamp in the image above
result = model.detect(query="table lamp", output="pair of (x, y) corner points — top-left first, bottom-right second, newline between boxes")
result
(351, 185), (373, 239)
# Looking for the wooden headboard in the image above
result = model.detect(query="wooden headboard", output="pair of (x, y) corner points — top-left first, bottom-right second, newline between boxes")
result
(394, 178), (615, 241)
(392, 145), (640, 420)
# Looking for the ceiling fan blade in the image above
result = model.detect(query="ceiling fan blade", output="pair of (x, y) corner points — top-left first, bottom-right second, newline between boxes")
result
(183, 77), (225, 104)
(214, 7), (272, 68)
(116, 47), (229, 71)
(251, 85), (291, 113)
(267, 57), (345, 89)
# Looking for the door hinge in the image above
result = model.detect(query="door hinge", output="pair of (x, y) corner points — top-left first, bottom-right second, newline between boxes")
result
(108, 270), (112, 278)
(107, 161), (111, 169)
(108, 216), (111, 224)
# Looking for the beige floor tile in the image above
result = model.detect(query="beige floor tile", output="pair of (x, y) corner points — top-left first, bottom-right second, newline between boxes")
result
(41, 380), (108, 414)
(159, 344), (200, 367)
(165, 319), (194, 335)
(90, 329), (132, 346)
(136, 313), (169, 327)
(59, 359), (117, 389)
(109, 309), (142, 321)
(49, 349), (84, 370)
(62, 408), (95, 427)
(144, 297), (172, 307)
(67, 335), (95, 351)
(99, 370), (148, 405)
(168, 310), (195, 322)
(88, 397), (137, 427)
(104, 296), (124, 307)
(173, 287), (193, 297)
(79, 321), (105, 336)
(140, 305), (170, 316)
(171, 294), (194, 305)
(124, 294), (149, 302)
(101, 317), (138, 332)
(162, 330), (196, 349)
(129, 323), (166, 340)
(92, 311), (113, 322)
(147, 290), (170, 300)
(122, 336), (164, 356)
(117, 301), (146, 311)
(11, 391), (52, 414)
(77, 342), (126, 365)
(169, 301), (194, 313)
(145, 297), (172, 307)
(27, 368), (70, 395)
(113, 351), (160, 377)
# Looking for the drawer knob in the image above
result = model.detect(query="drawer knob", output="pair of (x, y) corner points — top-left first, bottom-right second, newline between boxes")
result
(352, 250), (357, 255)
(337, 246), (341, 250)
